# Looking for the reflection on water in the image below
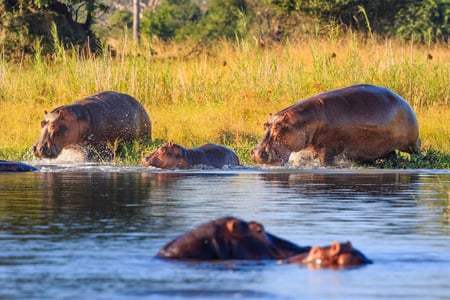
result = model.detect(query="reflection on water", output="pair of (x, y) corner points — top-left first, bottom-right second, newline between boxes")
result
(0, 166), (449, 299)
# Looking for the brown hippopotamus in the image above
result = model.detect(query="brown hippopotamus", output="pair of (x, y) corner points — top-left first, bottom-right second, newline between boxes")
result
(0, 160), (38, 172)
(279, 241), (371, 268)
(251, 84), (420, 166)
(156, 216), (310, 260)
(142, 142), (240, 169)
(33, 91), (151, 160)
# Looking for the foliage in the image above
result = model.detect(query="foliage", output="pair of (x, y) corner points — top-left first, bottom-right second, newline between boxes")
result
(364, 148), (450, 169)
(97, 9), (133, 39)
(0, 34), (448, 167)
(394, 0), (450, 43)
(265, 0), (450, 43)
(1, 0), (449, 61)
(195, 0), (249, 40)
(141, 0), (202, 41)
(140, 0), (249, 42)
(0, 0), (107, 61)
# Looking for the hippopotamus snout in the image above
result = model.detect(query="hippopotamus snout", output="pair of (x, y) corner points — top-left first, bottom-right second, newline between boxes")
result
(251, 146), (288, 165)
(251, 147), (269, 163)
(33, 142), (59, 158)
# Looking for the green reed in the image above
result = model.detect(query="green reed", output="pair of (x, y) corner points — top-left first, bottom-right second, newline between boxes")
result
(0, 33), (448, 167)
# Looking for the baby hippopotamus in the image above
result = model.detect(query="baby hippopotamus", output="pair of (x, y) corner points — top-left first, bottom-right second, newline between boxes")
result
(156, 216), (309, 260)
(279, 241), (371, 268)
(142, 142), (240, 169)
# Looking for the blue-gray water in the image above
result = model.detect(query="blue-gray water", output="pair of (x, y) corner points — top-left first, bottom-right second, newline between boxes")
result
(1, 165), (449, 299)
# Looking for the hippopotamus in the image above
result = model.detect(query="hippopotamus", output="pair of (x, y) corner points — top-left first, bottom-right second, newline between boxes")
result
(0, 160), (38, 172)
(33, 91), (151, 160)
(251, 84), (420, 166)
(142, 142), (240, 169)
(156, 216), (310, 260)
(279, 241), (371, 268)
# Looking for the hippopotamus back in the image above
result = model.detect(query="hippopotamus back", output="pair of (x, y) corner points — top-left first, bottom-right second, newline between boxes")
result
(0, 160), (38, 172)
(33, 91), (151, 160)
(156, 216), (309, 260)
(69, 91), (151, 144)
(251, 84), (420, 166)
(142, 142), (240, 169)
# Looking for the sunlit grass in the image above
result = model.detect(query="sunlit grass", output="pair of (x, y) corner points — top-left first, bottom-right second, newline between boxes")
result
(0, 33), (448, 167)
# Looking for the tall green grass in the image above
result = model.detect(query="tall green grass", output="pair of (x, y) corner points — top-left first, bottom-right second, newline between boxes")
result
(0, 33), (448, 166)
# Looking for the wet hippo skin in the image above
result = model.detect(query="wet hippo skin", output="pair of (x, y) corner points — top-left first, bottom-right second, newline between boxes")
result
(156, 216), (310, 260)
(0, 160), (38, 172)
(33, 91), (151, 160)
(279, 241), (371, 268)
(142, 142), (240, 169)
(251, 84), (420, 166)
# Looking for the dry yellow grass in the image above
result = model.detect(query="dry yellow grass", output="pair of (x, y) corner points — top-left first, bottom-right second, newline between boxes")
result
(0, 34), (448, 164)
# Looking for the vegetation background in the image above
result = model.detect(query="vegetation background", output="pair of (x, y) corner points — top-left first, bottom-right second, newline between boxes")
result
(0, 0), (449, 167)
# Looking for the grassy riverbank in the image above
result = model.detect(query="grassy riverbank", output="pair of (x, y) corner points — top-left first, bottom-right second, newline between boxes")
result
(0, 33), (449, 167)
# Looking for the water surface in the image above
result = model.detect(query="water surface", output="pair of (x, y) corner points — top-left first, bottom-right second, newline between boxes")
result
(1, 165), (449, 299)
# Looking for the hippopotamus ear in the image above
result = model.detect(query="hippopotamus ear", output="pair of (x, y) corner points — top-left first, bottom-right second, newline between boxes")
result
(330, 240), (342, 256)
(226, 219), (236, 233)
(280, 114), (290, 125)
(58, 109), (66, 120)
(225, 219), (249, 236)
(248, 221), (264, 234)
(44, 110), (48, 115)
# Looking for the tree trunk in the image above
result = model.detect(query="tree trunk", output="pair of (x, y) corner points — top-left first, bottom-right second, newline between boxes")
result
(133, 0), (140, 44)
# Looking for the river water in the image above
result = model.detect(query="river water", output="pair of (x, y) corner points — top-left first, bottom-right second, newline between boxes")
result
(1, 164), (449, 299)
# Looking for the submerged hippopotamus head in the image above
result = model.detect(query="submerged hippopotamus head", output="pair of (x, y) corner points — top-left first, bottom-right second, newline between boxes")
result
(33, 109), (88, 158)
(280, 241), (371, 268)
(156, 216), (309, 260)
(142, 142), (188, 169)
(251, 113), (309, 165)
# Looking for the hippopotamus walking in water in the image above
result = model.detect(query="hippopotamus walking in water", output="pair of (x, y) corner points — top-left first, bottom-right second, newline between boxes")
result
(0, 160), (38, 172)
(156, 216), (310, 260)
(279, 241), (371, 268)
(142, 142), (240, 169)
(251, 84), (420, 166)
(33, 91), (151, 160)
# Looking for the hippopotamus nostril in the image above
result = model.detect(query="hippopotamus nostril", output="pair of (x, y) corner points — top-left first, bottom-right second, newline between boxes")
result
(260, 150), (269, 161)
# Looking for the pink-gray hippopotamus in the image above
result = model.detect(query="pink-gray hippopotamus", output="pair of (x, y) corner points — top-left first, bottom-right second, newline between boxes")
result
(251, 84), (420, 166)
(33, 91), (151, 160)
(142, 142), (240, 169)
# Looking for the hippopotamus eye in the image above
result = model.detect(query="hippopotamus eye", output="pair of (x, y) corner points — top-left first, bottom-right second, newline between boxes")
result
(53, 126), (67, 137)
(249, 221), (264, 234)
(40, 120), (48, 128)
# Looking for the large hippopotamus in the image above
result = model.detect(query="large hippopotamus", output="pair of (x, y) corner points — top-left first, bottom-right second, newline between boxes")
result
(33, 91), (151, 160)
(251, 84), (420, 166)
(279, 241), (371, 268)
(156, 216), (309, 260)
(142, 142), (240, 169)
(0, 160), (38, 172)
